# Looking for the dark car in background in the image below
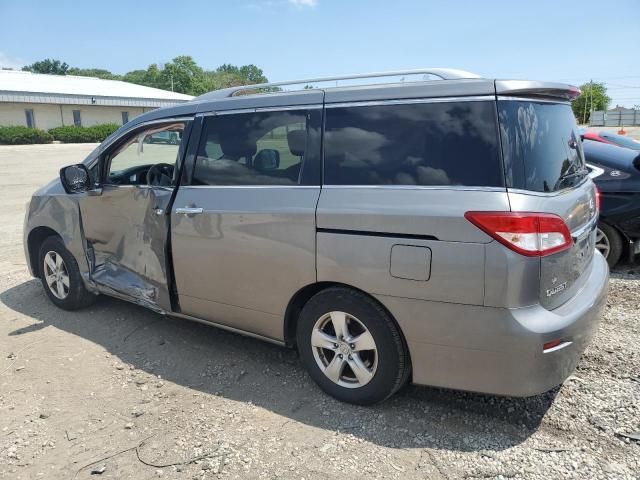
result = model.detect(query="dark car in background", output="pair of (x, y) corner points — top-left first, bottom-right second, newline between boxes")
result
(583, 130), (640, 151)
(584, 139), (640, 266)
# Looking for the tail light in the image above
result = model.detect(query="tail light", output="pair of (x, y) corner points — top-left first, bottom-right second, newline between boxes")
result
(465, 212), (572, 257)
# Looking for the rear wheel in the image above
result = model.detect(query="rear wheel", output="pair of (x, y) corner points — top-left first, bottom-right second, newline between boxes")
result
(296, 287), (410, 405)
(38, 236), (96, 310)
(596, 222), (623, 268)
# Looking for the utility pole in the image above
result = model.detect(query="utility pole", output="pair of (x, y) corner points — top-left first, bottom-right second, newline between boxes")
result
(170, 75), (174, 92)
(589, 79), (593, 124)
(583, 81), (589, 125)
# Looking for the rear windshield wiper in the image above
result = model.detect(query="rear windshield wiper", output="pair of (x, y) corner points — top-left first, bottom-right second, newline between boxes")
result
(554, 167), (589, 190)
(559, 168), (589, 181)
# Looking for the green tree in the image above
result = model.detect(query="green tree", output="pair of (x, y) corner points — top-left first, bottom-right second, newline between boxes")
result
(22, 58), (69, 75)
(122, 65), (162, 89)
(202, 64), (268, 93)
(67, 68), (121, 80)
(160, 56), (208, 95)
(572, 82), (611, 124)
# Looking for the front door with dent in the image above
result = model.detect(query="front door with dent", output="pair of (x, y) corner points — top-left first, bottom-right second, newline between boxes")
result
(79, 120), (190, 312)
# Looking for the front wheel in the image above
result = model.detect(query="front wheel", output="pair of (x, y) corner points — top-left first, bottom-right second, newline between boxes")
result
(38, 236), (96, 310)
(296, 287), (410, 405)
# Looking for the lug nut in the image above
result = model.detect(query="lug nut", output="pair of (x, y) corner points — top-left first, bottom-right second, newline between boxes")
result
(333, 343), (338, 348)
(350, 344), (355, 349)
(348, 355), (352, 360)
(338, 354), (343, 359)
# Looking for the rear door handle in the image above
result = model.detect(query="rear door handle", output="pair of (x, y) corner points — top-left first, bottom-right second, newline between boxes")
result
(175, 207), (204, 215)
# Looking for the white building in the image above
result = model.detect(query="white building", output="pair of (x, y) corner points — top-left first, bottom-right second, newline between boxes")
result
(0, 70), (193, 130)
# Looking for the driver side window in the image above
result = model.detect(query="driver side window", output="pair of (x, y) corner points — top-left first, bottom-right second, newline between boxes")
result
(106, 122), (186, 186)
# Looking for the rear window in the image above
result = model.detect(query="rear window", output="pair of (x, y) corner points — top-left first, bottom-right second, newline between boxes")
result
(323, 101), (503, 187)
(498, 100), (586, 192)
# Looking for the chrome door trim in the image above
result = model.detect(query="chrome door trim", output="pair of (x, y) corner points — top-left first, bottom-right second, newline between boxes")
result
(255, 104), (323, 112)
(325, 95), (495, 108)
(177, 185), (320, 190)
(99, 116), (195, 151)
(198, 104), (323, 117)
(507, 177), (590, 197)
(321, 185), (507, 192)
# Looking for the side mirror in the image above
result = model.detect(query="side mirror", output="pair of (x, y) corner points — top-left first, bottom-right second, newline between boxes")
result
(254, 149), (280, 171)
(60, 164), (91, 194)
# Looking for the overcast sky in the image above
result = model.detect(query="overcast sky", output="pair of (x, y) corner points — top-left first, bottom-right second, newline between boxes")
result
(1, 0), (639, 107)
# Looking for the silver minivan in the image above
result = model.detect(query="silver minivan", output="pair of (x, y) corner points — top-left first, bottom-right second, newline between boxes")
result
(24, 69), (609, 405)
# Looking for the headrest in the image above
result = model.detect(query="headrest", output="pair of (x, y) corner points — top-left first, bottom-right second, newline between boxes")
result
(220, 136), (256, 159)
(287, 130), (306, 156)
(254, 149), (280, 171)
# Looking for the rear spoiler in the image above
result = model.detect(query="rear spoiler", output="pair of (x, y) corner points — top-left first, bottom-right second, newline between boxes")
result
(495, 80), (580, 101)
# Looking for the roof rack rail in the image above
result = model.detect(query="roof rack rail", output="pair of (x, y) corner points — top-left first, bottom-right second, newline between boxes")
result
(196, 68), (482, 100)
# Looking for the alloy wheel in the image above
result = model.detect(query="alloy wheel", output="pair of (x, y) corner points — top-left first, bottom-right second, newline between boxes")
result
(311, 311), (378, 389)
(43, 251), (70, 300)
(595, 227), (611, 259)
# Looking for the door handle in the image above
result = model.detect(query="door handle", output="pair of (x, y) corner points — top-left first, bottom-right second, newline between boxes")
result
(175, 207), (204, 215)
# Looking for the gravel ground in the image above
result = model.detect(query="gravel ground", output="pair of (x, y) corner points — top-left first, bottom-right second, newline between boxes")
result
(0, 144), (638, 480)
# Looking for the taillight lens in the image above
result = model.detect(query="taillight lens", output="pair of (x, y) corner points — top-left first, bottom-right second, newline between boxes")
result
(465, 212), (572, 257)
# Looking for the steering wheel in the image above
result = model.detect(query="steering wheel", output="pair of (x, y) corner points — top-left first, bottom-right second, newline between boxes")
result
(146, 163), (174, 186)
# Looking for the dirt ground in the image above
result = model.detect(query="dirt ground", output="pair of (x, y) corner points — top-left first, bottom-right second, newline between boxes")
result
(0, 144), (638, 480)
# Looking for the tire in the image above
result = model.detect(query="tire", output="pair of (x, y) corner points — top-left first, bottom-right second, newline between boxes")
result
(38, 236), (96, 310)
(296, 287), (411, 405)
(596, 222), (623, 268)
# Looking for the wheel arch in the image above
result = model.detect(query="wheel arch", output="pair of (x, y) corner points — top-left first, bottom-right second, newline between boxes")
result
(27, 226), (62, 278)
(283, 281), (410, 356)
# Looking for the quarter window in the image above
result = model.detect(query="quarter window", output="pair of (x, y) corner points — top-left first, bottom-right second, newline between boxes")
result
(498, 101), (585, 192)
(192, 110), (320, 186)
(323, 101), (502, 187)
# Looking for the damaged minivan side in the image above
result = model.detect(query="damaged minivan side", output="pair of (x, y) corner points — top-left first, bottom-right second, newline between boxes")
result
(24, 69), (609, 405)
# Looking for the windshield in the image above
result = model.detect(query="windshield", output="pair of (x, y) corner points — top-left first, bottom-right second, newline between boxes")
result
(498, 100), (586, 192)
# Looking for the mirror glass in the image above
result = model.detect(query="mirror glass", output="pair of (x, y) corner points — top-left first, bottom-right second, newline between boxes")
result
(61, 164), (91, 193)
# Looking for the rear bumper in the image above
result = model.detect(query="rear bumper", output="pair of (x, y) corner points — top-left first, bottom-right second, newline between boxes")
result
(377, 251), (609, 397)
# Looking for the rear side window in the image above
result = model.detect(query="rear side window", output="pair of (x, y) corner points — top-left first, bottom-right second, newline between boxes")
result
(192, 109), (321, 186)
(323, 101), (502, 187)
(498, 100), (586, 192)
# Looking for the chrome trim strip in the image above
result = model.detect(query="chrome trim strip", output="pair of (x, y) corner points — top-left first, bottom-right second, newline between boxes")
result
(322, 185), (507, 192)
(211, 108), (255, 116)
(199, 104), (323, 117)
(101, 184), (174, 191)
(325, 96), (495, 108)
(497, 96), (570, 105)
(571, 214), (598, 241)
(507, 177), (590, 197)
(177, 185), (319, 190)
(170, 312), (285, 347)
(100, 116), (194, 151)
(255, 104), (323, 112)
(586, 163), (605, 179)
(175, 207), (204, 215)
